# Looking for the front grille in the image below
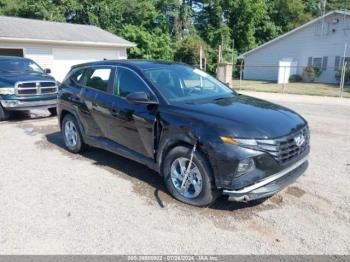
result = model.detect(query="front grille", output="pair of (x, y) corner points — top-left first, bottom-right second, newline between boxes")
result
(256, 126), (310, 164)
(16, 81), (57, 96)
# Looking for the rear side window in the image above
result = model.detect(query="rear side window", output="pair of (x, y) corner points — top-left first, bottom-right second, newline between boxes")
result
(114, 67), (150, 97)
(84, 67), (112, 92)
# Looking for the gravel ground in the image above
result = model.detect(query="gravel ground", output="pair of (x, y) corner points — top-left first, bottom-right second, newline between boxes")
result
(0, 92), (349, 255)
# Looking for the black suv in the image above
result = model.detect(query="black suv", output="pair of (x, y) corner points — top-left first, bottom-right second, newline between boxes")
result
(0, 56), (57, 121)
(57, 60), (310, 206)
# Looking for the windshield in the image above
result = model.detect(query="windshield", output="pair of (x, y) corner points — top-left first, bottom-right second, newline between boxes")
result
(144, 64), (235, 104)
(0, 58), (44, 74)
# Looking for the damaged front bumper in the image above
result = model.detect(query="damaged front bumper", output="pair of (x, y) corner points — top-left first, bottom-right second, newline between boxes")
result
(223, 156), (308, 202)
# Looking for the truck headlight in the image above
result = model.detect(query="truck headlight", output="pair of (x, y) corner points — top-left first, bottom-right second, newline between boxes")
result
(237, 158), (255, 176)
(0, 88), (15, 95)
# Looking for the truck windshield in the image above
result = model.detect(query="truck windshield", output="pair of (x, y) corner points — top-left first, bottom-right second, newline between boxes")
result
(0, 58), (44, 74)
(144, 64), (235, 104)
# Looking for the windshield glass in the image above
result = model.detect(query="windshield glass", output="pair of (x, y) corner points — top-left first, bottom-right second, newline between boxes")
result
(144, 64), (235, 104)
(0, 58), (44, 74)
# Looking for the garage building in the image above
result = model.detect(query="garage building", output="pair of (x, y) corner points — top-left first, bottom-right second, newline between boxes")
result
(0, 16), (135, 81)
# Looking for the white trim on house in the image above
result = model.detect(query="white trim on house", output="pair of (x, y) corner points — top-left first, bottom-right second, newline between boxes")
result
(238, 10), (350, 59)
(0, 37), (136, 48)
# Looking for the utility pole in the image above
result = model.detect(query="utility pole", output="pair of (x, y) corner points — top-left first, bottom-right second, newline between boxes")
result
(231, 39), (235, 64)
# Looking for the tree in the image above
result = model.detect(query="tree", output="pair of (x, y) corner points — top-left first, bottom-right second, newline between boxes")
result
(267, 0), (306, 32)
(225, 0), (273, 52)
(174, 34), (206, 65)
(121, 24), (173, 60)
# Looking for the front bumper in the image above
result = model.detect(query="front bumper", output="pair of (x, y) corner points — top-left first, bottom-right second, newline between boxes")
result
(223, 156), (308, 202)
(0, 99), (57, 110)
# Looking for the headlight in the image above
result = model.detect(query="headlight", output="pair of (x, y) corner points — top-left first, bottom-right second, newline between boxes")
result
(220, 136), (257, 146)
(237, 158), (255, 176)
(0, 88), (15, 95)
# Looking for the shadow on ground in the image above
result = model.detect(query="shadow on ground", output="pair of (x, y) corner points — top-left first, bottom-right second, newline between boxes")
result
(4, 110), (52, 123)
(45, 131), (266, 212)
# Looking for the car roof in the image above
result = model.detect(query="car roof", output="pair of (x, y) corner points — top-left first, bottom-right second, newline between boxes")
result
(71, 60), (188, 71)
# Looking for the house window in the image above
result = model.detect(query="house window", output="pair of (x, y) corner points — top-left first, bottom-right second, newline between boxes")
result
(308, 56), (328, 70)
(335, 56), (350, 70)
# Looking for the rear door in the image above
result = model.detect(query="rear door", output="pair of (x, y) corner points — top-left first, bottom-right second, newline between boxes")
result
(108, 66), (158, 158)
(80, 66), (116, 138)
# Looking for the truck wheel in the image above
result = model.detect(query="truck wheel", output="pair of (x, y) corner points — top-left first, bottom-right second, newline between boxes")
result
(62, 114), (85, 153)
(0, 104), (10, 121)
(163, 145), (219, 207)
(48, 107), (57, 116)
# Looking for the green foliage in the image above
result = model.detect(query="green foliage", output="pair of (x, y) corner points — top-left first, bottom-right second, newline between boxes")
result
(289, 74), (302, 83)
(121, 25), (173, 60)
(0, 0), (343, 74)
(335, 68), (350, 83)
(303, 66), (322, 82)
(174, 34), (206, 66)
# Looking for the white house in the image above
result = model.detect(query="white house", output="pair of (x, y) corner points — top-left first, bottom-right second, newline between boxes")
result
(0, 16), (135, 81)
(239, 10), (350, 84)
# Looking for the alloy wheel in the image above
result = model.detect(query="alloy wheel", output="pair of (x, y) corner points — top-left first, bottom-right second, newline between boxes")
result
(170, 157), (203, 199)
(64, 120), (78, 148)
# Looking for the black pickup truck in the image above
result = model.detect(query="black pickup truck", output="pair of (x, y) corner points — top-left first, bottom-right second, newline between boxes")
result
(0, 56), (58, 121)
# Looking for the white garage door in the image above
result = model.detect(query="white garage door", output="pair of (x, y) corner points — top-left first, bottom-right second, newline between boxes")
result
(52, 47), (123, 82)
(25, 47), (54, 72)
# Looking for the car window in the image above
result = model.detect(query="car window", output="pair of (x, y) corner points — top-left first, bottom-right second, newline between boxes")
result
(84, 67), (112, 92)
(68, 68), (85, 86)
(114, 67), (150, 98)
(144, 65), (234, 103)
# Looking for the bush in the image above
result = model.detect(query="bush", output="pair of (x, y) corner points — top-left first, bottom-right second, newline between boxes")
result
(335, 67), (350, 83)
(303, 66), (321, 82)
(289, 74), (302, 82)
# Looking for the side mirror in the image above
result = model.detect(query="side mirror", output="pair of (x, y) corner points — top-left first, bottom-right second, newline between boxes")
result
(126, 92), (158, 104)
(44, 68), (51, 74)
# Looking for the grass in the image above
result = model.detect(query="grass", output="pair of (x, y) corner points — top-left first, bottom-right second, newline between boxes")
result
(231, 80), (350, 98)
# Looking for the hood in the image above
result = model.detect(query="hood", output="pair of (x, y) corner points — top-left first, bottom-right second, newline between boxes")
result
(169, 95), (307, 139)
(0, 71), (55, 86)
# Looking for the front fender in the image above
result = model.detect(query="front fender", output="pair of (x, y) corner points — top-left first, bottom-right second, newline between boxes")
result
(155, 114), (220, 177)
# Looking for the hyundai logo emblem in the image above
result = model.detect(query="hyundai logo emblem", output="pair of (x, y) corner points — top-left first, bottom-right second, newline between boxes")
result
(294, 134), (306, 147)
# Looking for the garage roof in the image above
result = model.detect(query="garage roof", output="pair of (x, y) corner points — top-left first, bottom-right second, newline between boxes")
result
(0, 16), (135, 48)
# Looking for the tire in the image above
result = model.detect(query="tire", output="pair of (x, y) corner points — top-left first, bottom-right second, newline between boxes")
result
(163, 145), (219, 207)
(0, 104), (10, 121)
(48, 107), (57, 116)
(61, 114), (85, 153)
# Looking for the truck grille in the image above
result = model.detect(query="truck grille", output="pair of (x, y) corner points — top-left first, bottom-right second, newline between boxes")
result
(15, 81), (57, 96)
(256, 126), (310, 164)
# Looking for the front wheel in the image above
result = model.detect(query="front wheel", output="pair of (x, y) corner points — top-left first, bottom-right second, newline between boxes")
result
(0, 104), (10, 121)
(163, 146), (219, 207)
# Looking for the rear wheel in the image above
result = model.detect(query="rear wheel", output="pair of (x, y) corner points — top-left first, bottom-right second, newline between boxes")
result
(0, 104), (10, 121)
(163, 146), (219, 206)
(48, 107), (57, 116)
(62, 114), (85, 153)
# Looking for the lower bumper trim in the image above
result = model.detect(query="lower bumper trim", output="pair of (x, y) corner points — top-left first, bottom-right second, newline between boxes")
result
(223, 156), (308, 202)
(0, 99), (57, 110)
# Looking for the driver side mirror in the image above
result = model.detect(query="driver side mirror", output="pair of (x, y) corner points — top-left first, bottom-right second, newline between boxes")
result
(44, 68), (51, 74)
(126, 92), (158, 105)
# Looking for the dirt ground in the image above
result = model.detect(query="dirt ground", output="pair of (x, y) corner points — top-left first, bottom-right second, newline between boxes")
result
(0, 91), (349, 254)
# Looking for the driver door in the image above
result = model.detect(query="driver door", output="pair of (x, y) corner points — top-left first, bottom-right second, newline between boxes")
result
(107, 67), (157, 158)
